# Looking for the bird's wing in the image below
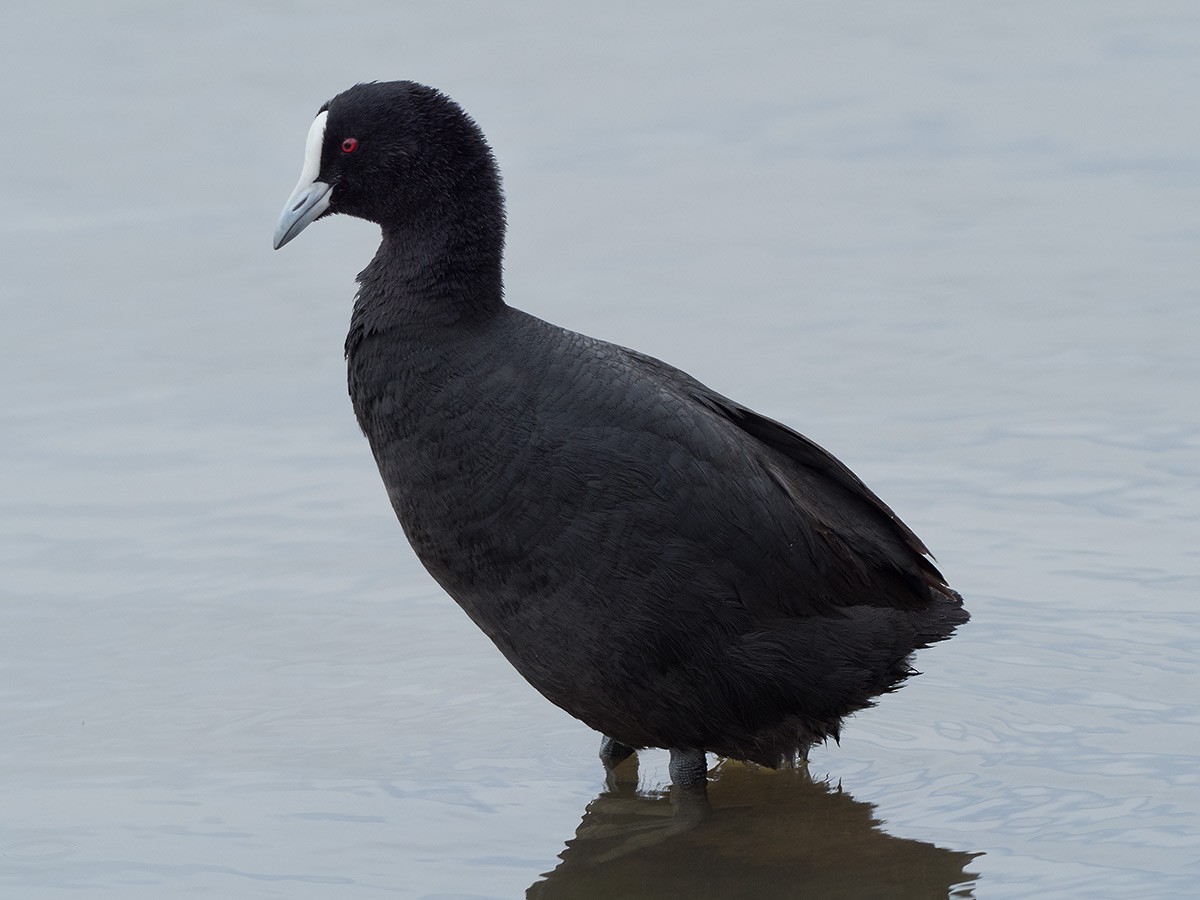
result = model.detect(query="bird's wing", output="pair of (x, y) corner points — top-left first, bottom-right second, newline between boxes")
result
(616, 347), (953, 617)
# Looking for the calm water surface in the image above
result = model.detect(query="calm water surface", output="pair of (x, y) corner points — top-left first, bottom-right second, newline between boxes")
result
(2, 2), (1198, 897)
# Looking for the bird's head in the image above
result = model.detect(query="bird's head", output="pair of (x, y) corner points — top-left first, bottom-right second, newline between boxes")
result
(273, 81), (497, 249)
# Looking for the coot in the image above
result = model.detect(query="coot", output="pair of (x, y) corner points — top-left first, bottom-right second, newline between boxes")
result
(274, 81), (968, 786)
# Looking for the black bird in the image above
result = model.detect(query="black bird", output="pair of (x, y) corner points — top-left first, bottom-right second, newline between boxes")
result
(273, 81), (968, 787)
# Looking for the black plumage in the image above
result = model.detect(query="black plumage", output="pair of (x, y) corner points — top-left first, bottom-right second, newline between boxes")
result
(275, 81), (968, 781)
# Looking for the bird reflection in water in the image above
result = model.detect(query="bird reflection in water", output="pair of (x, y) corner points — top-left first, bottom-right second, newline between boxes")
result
(528, 759), (980, 899)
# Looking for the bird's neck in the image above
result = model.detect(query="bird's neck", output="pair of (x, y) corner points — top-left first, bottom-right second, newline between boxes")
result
(351, 186), (506, 335)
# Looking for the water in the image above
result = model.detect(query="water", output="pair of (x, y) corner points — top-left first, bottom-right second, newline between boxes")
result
(2, 1), (1197, 897)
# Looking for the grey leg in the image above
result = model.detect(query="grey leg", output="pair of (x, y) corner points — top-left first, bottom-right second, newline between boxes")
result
(599, 735), (635, 766)
(599, 735), (637, 790)
(668, 747), (708, 788)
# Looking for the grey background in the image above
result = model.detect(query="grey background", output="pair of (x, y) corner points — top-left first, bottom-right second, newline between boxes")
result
(2, 1), (1197, 897)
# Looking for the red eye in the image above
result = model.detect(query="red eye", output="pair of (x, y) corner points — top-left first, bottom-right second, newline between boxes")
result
(341, 137), (358, 153)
